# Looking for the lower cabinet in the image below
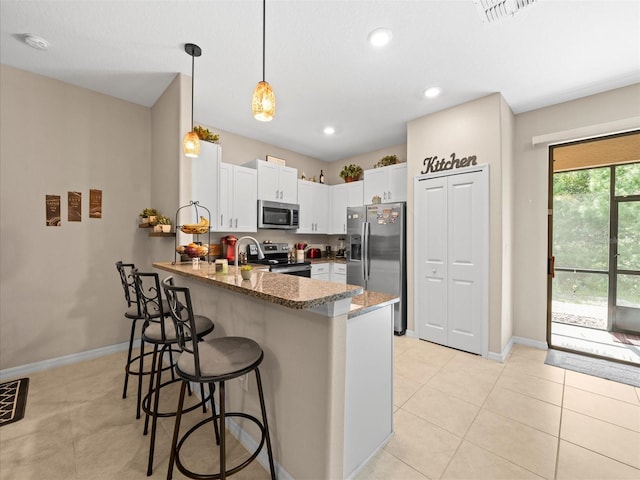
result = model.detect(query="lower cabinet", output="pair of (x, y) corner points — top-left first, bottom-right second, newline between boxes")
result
(311, 263), (330, 281)
(330, 263), (347, 284)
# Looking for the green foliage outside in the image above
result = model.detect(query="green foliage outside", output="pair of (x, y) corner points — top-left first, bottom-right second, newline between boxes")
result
(552, 163), (640, 308)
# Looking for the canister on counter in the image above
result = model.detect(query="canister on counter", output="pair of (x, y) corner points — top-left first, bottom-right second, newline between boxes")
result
(214, 259), (228, 274)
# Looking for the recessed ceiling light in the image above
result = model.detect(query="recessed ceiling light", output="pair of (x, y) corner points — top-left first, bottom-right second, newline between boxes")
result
(23, 34), (49, 51)
(424, 87), (441, 99)
(368, 28), (393, 47)
(323, 126), (336, 135)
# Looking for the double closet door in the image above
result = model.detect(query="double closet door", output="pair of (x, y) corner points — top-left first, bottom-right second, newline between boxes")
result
(414, 167), (488, 355)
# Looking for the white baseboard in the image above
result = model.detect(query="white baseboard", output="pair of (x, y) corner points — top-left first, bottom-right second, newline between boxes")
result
(0, 340), (138, 381)
(513, 336), (548, 350)
(487, 336), (548, 363)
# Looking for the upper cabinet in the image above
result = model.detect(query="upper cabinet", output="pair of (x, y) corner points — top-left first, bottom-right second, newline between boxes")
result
(190, 142), (221, 224)
(246, 159), (298, 204)
(363, 163), (407, 204)
(218, 163), (257, 232)
(297, 180), (329, 234)
(329, 181), (363, 234)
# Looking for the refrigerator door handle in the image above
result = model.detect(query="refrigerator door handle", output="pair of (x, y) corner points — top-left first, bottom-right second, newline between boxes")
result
(363, 221), (370, 284)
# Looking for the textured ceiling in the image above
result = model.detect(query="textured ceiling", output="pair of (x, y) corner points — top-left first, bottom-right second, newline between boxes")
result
(1, 0), (639, 161)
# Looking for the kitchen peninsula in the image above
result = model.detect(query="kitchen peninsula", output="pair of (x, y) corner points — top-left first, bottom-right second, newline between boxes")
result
(153, 261), (398, 480)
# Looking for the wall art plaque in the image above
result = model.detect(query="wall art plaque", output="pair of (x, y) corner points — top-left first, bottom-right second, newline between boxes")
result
(46, 195), (61, 226)
(89, 189), (102, 218)
(68, 191), (82, 222)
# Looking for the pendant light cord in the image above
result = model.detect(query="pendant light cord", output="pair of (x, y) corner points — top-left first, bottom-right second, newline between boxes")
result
(191, 52), (195, 130)
(262, 0), (266, 82)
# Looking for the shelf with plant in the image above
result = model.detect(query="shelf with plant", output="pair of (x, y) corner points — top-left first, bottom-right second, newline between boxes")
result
(139, 208), (159, 227)
(339, 164), (364, 183)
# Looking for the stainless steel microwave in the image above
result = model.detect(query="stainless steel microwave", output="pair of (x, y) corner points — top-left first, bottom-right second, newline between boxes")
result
(258, 200), (299, 229)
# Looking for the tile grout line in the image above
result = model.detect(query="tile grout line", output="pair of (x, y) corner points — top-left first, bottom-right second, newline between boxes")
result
(553, 368), (566, 480)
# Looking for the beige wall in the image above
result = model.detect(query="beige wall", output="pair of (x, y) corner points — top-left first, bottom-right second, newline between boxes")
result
(0, 65), (152, 369)
(512, 84), (640, 344)
(326, 144), (408, 185)
(407, 94), (512, 356)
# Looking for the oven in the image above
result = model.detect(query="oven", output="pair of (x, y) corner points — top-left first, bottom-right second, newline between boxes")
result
(268, 263), (311, 278)
(246, 242), (311, 277)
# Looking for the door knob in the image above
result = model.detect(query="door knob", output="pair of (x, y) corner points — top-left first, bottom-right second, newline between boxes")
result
(432, 268), (437, 274)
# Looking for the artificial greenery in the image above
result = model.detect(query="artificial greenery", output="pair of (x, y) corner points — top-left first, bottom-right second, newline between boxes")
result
(193, 125), (220, 144)
(374, 154), (398, 168)
(157, 215), (172, 225)
(339, 164), (364, 180)
(139, 208), (159, 218)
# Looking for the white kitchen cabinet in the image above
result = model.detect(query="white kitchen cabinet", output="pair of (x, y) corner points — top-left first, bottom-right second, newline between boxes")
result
(363, 163), (407, 204)
(297, 180), (329, 234)
(218, 163), (257, 232)
(311, 263), (330, 281)
(329, 181), (363, 234)
(190, 142), (221, 224)
(330, 262), (347, 284)
(246, 159), (298, 203)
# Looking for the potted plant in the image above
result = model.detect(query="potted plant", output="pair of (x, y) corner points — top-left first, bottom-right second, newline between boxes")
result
(193, 125), (220, 144)
(139, 208), (159, 225)
(339, 164), (363, 182)
(240, 265), (253, 280)
(374, 154), (398, 168)
(157, 215), (172, 233)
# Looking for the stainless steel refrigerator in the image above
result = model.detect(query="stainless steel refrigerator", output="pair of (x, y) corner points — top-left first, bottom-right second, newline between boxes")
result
(347, 202), (406, 335)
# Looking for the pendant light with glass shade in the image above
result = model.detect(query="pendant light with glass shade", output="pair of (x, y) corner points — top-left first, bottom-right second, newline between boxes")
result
(252, 0), (275, 121)
(183, 43), (202, 158)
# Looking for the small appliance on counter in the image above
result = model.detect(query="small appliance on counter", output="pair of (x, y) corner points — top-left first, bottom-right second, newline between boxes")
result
(221, 235), (238, 262)
(306, 248), (322, 259)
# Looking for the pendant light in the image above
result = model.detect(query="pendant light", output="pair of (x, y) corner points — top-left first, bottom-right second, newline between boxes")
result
(252, 0), (275, 121)
(183, 43), (202, 158)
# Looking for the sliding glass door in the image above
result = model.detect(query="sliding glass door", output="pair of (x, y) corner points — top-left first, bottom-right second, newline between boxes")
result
(612, 164), (640, 333)
(550, 161), (639, 337)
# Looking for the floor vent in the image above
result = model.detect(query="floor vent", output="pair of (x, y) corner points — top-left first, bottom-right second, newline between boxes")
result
(474, 0), (538, 23)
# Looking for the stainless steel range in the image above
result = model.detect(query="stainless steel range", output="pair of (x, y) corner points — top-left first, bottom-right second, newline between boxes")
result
(246, 242), (311, 277)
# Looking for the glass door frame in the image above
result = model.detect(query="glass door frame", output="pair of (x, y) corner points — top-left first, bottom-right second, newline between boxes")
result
(546, 133), (640, 352)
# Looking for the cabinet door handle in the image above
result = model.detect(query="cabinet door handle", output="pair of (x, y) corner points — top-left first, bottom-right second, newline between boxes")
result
(229, 218), (233, 228)
(275, 189), (279, 199)
(388, 191), (392, 199)
(235, 218), (238, 228)
(280, 191), (283, 199)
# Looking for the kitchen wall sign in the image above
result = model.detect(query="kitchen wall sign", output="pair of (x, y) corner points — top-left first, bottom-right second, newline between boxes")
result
(89, 189), (102, 218)
(421, 152), (478, 174)
(45, 195), (61, 226)
(68, 191), (82, 222)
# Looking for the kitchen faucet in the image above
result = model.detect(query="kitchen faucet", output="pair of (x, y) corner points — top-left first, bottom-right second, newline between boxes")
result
(234, 236), (265, 271)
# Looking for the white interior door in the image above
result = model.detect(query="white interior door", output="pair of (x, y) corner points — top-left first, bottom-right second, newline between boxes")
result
(415, 168), (488, 355)
(415, 176), (448, 345)
(446, 171), (487, 354)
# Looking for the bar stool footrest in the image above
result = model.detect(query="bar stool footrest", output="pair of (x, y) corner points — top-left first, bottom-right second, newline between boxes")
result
(175, 412), (267, 480)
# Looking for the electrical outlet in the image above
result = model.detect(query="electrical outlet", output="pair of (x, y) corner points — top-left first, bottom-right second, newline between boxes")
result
(239, 374), (249, 392)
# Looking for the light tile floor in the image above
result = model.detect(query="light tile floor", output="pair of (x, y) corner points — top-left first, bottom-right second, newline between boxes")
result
(1, 337), (639, 479)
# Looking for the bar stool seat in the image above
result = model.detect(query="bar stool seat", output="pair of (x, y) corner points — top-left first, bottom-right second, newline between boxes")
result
(162, 276), (277, 480)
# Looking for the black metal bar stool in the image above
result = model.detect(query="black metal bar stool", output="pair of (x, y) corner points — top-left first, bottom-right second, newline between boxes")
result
(116, 260), (163, 419)
(162, 276), (277, 480)
(133, 271), (217, 476)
